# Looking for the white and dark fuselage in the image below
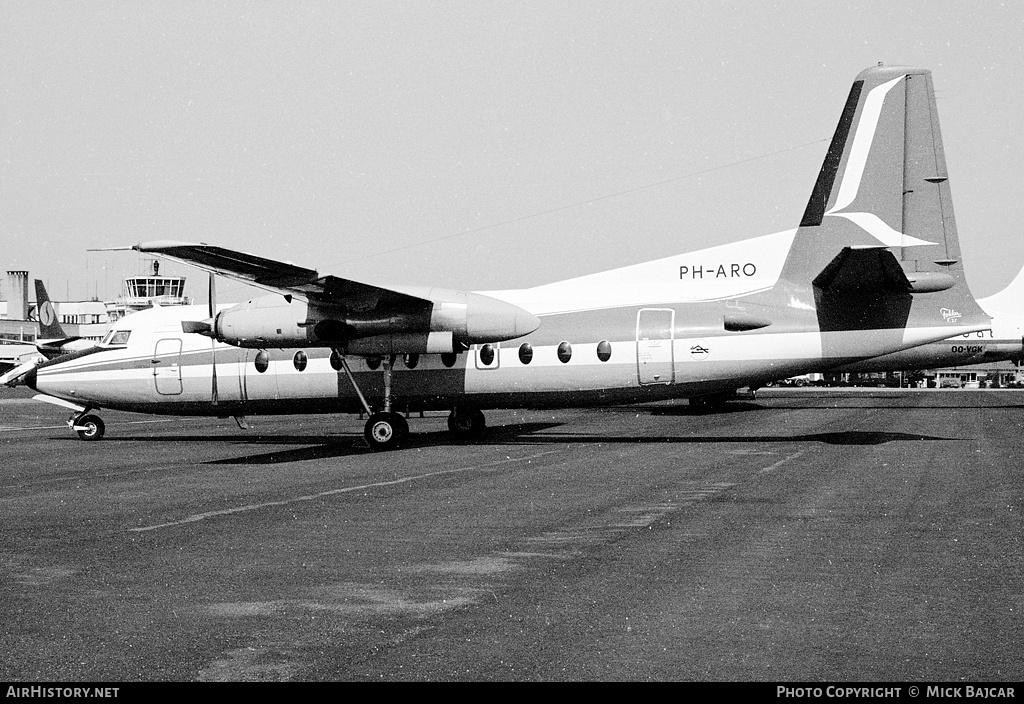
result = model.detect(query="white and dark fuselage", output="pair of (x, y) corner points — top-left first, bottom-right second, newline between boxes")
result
(23, 65), (1005, 437)
(29, 230), (986, 419)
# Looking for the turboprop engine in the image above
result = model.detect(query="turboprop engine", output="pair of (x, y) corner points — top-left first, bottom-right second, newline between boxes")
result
(183, 289), (540, 353)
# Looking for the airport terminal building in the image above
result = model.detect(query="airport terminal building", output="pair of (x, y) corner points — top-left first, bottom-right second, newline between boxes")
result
(0, 267), (190, 372)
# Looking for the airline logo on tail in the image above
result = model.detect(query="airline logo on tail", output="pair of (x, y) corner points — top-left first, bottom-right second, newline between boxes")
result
(39, 300), (57, 328)
(826, 74), (934, 248)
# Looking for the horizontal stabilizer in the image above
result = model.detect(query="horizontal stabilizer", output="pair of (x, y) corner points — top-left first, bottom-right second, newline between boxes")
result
(812, 247), (911, 293)
(36, 337), (83, 359)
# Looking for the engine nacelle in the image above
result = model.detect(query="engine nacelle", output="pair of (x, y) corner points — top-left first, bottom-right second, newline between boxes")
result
(427, 290), (541, 344)
(206, 289), (540, 350)
(214, 295), (312, 348)
(341, 332), (455, 355)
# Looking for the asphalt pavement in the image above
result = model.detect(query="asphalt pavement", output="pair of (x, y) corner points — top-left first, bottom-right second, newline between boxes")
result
(1, 387), (1021, 681)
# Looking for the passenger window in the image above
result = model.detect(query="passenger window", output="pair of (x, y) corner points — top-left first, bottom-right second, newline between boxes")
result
(557, 341), (572, 363)
(597, 340), (612, 362)
(441, 353), (457, 368)
(479, 344), (495, 366)
(293, 350), (307, 371)
(405, 353), (419, 369)
(366, 356), (382, 370)
(254, 350), (269, 373)
(518, 342), (533, 365)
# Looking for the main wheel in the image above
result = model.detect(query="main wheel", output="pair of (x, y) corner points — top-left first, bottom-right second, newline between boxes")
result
(363, 412), (407, 451)
(447, 408), (486, 438)
(76, 414), (105, 441)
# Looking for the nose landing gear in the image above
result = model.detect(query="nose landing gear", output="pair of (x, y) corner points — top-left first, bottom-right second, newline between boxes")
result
(70, 413), (105, 441)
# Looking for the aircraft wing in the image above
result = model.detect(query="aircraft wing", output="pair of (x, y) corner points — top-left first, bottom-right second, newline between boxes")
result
(133, 240), (431, 308)
(133, 240), (540, 351)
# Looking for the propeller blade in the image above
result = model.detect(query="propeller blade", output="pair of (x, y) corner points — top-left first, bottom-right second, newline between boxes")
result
(209, 272), (218, 406)
(181, 320), (214, 335)
(208, 271), (217, 319)
(211, 346), (219, 405)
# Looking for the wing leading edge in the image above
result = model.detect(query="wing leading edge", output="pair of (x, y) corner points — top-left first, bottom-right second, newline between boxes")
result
(133, 240), (540, 352)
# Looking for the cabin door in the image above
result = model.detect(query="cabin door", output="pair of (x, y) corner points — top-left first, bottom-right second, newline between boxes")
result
(153, 338), (183, 395)
(636, 308), (675, 385)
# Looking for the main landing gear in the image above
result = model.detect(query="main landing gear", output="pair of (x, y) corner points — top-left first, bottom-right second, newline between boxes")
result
(336, 351), (412, 451)
(335, 350), (488, 451)
(69, 412), (105, 441)
(447, 407), (486, 438)
(363, 411), (410, 450)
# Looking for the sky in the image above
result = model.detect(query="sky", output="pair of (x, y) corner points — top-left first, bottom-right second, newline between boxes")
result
(2, 0), (1023, 305)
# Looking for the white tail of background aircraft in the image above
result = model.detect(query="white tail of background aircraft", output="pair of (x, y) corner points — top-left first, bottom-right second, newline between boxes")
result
(22, 65), (992, 447)
(833, 264), (1024, 375)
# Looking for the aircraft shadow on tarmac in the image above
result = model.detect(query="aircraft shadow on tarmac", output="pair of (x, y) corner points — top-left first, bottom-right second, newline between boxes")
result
(645, 402), (763, 415)
(499, 429), (952, 446)
(101, 419), (953, 465)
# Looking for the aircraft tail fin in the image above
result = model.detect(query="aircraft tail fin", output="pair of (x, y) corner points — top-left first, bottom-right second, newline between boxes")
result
(32, 280), (83, 358)
(978, 264), (1024, 314)
(761, 65), (988, 338)
(34, 280), (67, 340)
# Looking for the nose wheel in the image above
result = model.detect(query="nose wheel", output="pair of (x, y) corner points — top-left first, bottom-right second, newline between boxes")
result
(70, 413), (105, 441)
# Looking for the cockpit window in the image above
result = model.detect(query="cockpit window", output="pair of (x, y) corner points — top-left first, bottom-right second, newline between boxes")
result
(102, 330), (132, 346)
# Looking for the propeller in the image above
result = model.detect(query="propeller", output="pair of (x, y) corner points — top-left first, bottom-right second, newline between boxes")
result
(208, 272), (218, 405)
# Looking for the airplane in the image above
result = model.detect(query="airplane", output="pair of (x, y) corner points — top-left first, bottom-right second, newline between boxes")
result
(0, 280), (99, 385)
(32, 279), (98, 358)
(694, 264), (1024, 403)
(826, 263), (1024, 376)
(14, 65), (994, 448)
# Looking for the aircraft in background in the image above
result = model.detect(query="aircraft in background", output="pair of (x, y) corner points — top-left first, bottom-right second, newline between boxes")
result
(32, 279), (98, 358)
(18, 65), (993, 447)
(0, 281), (99, 385)
(828, 265), (1024, 376)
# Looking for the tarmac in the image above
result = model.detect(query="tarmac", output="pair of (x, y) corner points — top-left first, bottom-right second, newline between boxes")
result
(1, 386), (1021, 681)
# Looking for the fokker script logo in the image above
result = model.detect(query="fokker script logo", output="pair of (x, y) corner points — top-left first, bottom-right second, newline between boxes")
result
(690, 340), (710, 360)
(940, 308), (962, 323)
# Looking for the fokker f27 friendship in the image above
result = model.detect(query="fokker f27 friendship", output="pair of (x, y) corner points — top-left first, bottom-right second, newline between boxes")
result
(10, 65), (996, 448)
